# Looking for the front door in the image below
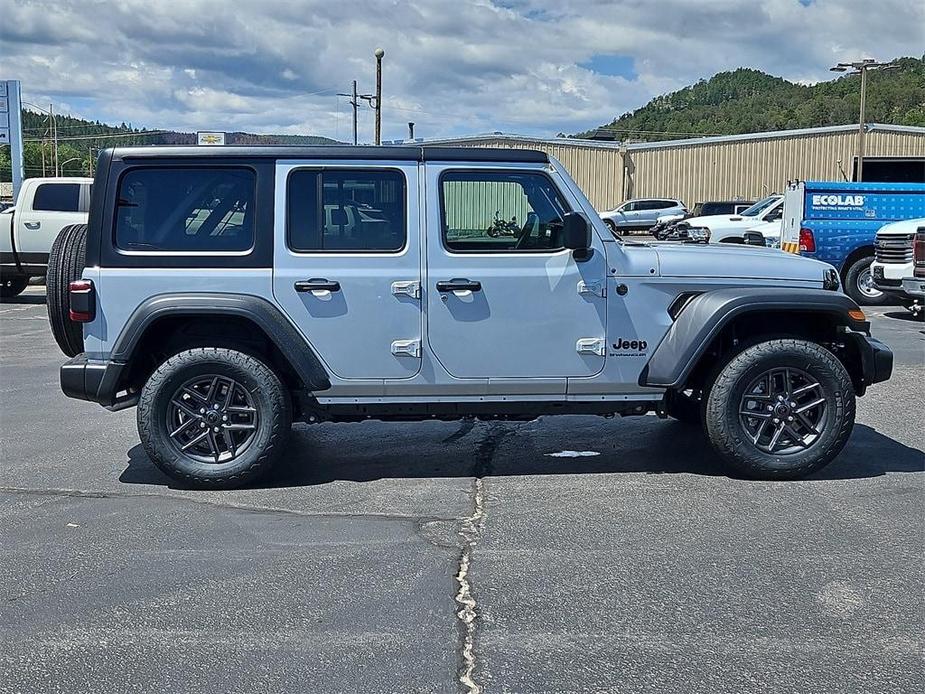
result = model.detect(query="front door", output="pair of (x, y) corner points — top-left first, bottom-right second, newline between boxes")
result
(425, 165), (607, 379)
(273, 162), (422, 380)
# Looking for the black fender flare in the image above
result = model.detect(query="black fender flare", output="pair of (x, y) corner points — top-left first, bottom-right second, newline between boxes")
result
(111, 293), (331, 391)
(639, 287), (868, 388)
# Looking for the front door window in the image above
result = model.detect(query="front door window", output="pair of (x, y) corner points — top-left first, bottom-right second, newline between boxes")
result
(441, 171), (570, 253)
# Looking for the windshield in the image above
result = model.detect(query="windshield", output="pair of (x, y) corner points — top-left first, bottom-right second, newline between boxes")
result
(739, 196), (780, 217)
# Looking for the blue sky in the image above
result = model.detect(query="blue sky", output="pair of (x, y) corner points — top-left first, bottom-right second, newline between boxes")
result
(580, 55), (638, 81)
(1, 0), (922, 142)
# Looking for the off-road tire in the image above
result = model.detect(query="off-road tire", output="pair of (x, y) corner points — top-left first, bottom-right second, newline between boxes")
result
(46, 223), (88, 356)
(137, 348), (292, 489)
(0, 272), (29, 298)
(843, 255), (889, 306)
(705, 339), (855, 480)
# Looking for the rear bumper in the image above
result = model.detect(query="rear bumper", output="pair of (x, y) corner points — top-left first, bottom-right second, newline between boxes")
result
(60, 353), (136, 410)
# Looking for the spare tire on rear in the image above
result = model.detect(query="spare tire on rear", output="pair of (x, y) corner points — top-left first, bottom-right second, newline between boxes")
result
(47, 223), (88, 357)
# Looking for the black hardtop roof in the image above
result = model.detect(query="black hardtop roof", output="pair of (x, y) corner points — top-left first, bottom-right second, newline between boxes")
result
(108, 145), (549, 163)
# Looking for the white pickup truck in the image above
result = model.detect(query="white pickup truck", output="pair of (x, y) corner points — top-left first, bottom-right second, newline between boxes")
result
(0, 177), (92, 297)
(668, 195), (784, 244)
(870, 217), (925, 306)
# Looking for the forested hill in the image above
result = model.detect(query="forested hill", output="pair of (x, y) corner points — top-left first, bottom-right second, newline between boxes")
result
(579, 56), (925, 142)
(1, 112), (337, 181)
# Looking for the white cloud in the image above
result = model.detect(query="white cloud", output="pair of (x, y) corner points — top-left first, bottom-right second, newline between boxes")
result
(1, 0), (922, 141)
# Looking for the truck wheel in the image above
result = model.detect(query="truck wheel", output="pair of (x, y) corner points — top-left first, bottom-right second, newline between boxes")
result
(843, 256), (889, 306)
(0, 273), (29, 298)
(137, 347), (292, 489)
(704, 339), (855, 480)
(46, 223), (88, 357)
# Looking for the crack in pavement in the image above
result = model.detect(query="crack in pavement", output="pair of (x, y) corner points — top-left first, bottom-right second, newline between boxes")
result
(0, 486), (462, 524)
(455, 423), (515, 694)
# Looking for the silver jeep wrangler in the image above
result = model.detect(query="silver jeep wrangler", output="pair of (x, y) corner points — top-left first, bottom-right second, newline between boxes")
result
(48, 146), (893, 487)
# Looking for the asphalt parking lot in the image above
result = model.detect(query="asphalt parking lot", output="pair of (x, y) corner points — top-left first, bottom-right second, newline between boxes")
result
(1, 286), (923, 694)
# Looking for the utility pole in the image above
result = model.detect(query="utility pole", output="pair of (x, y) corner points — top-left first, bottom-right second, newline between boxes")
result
(49, 103), (58, 176)
(408, 122), (415, 141)
(337, 80), (360, 145)
(830, 59), (898, 182)
(374, 48), (384, 145)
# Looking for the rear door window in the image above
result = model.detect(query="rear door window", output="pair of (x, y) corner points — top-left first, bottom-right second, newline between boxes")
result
(32, 183), (81, 212)
(287, 169), (406, 252)
(115, 168), (255, 252)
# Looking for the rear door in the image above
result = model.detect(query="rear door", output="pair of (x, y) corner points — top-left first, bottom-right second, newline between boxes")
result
(641, 200), (670, 225)
(272, 162), (422, 380)
(424, 164), (607, 380)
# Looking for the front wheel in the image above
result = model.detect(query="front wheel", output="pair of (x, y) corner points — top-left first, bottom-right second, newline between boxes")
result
(843, 255), (889, 306)
(137, 348), (291, 488)
(604, 219), (622, 236)
(704, 339), (855, 480)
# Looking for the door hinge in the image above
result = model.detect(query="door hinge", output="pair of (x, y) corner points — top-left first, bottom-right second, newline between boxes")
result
(391, 339), (421, 358)
(391, 280), (421, 299)
(578, 280), (605, 297)
(576, 338), (606, 356)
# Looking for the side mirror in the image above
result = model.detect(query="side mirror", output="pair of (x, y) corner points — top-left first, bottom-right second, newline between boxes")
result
(562, 211), (592, 260)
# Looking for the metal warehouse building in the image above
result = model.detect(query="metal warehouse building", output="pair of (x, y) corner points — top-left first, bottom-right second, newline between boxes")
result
(427, 124), (925, 212)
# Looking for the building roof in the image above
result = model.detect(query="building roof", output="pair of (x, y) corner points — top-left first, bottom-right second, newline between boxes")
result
(423, 123), (925, 152)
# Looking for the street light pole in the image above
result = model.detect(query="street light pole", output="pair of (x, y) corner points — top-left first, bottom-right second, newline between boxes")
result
(858, 66), (867, 181)
(830, 59), (897, 182)
(374, 48), (384, 145)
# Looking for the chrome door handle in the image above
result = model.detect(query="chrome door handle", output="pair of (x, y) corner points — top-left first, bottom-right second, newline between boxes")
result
(436, 278), (481, 292)
(294, 278), (341, 292)
(23, 221), (41, 230)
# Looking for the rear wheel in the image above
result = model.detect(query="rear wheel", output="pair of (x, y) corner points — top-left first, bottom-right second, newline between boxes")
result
(46, 223), (88, 356)
(137, 347), (291, 489)
(705, 339), (855, 480)
(0, 272), (29, 298)
(843, 255), (889, 306)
